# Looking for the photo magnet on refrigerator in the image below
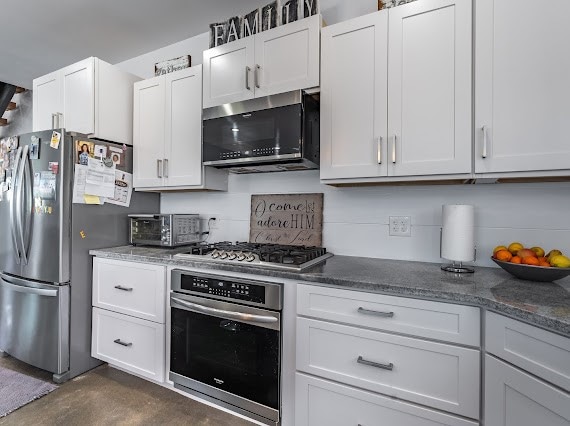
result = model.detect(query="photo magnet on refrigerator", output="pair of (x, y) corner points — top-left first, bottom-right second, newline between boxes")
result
(50, 131), (61, 149)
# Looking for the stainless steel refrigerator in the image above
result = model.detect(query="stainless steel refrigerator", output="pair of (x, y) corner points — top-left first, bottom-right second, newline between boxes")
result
(0, 129), (159, 382)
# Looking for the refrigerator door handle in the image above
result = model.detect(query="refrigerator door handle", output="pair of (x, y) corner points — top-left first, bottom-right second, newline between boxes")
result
(0, 274), (59, 297)
(16, 145), (29, 265)
(10, 147), (23, 264)
(22, 146), (33, 264)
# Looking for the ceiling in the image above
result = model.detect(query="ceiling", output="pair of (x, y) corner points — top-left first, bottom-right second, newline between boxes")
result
(0, 0), (269, 88)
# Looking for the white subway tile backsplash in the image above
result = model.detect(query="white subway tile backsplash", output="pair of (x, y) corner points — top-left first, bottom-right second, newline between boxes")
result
(162, 171), (570, 267)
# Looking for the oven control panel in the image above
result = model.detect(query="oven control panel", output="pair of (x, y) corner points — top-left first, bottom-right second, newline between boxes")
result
(181, 275), (266, 304)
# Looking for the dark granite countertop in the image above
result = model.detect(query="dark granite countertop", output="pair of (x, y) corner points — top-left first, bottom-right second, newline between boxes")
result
(90, 246), (570, 337)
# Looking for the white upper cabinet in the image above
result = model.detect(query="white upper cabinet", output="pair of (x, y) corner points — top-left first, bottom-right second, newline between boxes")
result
(32, 71), (62, 132)
(475, 0), (570, 174)
(33, 57), (139, 144)
(254, 14), (320, 98)
(320, 0), (472, 182)
(133, 66), (227, 191)
(133, 77), (166, 189)
(388, 0), (472, 176)
(320, 12), (388, 180)
(203, 37), (256, 108)
(203, 15), (321, 109)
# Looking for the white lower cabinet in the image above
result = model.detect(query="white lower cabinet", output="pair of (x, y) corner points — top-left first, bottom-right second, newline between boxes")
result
(92, 307), (165, 382)
(91, 258), (166, 383)
(297, 317), (480, 419)
(296, 373), (478, 426)
(485, 355), (570, 426)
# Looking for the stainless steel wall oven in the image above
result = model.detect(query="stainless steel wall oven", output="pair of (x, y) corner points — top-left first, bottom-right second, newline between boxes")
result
(169, 270), (283, 425)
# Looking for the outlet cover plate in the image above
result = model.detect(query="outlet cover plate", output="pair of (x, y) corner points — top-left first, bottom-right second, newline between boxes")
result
(389, 216), (411, 237)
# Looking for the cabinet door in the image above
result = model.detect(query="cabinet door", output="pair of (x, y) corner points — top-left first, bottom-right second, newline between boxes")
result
(320, 12), (388, 180)
(475, 0), (570, 174)
(164, 66), (203, 187)
(133, 77), (165, 188)
(61, 57), (95, 134)
(485, 355), (570, 426)
(388, 0), (472, 176)
(202, 37), (255, 108)
(254, 14), (320, 97)
(32, 71), (62, 131)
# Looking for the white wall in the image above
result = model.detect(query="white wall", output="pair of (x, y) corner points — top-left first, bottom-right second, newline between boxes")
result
(117, 1), (570, 267)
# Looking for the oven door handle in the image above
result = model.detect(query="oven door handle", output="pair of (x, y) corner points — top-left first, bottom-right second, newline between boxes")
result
(171, 297), (278, 324)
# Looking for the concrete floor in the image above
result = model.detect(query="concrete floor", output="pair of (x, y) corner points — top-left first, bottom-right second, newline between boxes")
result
(0, 356), (253, 425)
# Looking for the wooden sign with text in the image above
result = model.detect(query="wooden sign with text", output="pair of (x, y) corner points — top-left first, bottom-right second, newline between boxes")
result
(249, 193), (323, 246)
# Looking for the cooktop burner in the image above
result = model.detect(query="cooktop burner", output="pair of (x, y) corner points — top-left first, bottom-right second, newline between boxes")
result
(174, 242), (332, 271)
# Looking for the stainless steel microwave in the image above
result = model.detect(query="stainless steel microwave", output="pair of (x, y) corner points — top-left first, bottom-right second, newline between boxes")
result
(129, 214), (201, 247)
(202, 90), (319, 173)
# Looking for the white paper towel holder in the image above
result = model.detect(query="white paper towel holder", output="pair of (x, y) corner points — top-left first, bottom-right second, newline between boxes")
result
(440, 228), (476, 273)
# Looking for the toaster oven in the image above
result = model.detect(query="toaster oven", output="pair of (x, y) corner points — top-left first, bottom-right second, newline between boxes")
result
(129, 214), (201, 247)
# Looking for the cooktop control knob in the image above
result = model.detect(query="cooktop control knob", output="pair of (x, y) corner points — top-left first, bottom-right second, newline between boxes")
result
(227, 252), (237, 260)
(236, 252), (246, 261)
(211, 250), (220, 259)
(219, 251), (228, 259)
(245, 253), (255, 262)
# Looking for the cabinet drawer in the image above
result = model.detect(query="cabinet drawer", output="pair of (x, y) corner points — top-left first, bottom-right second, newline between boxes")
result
(93, 258), (166, 323)
(296, 373), (478, 426)
(92, 307), (165, 383)
(486, 312), (570, 391)
(297, 317), (480, 419)
(297, 284), (480, 346)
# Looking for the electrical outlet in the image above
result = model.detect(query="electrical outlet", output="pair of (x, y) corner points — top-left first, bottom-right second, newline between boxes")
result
(208, 217), (218, 230)
(389, 216), (411, 237)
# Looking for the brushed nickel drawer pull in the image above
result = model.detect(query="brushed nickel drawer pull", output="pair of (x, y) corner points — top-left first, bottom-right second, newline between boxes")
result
(358, 307), (394, 318)
(114, 285), (133, 292)
(114, 339), (132, 347)
(357, 356), (393, 371)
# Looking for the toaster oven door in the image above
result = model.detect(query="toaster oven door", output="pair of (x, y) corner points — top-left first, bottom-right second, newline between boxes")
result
(130, 218), (164, 245)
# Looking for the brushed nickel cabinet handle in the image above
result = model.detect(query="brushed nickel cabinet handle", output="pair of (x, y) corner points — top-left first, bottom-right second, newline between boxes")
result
(164, 159), (169, 178)
(358, 307), (394, 318)
(376, 137), (382, 164)
(482, 125), (488, 158)
(255, 64), (261, 89)
(51, 113), (57, 129)
(391, 135), (397, 164)
(157, 159), (163, 178)
(245, 66), (251, 90)
(114, 339), (132, 347)
(114, 285), (133, 292)
(357, 356), (393, 371)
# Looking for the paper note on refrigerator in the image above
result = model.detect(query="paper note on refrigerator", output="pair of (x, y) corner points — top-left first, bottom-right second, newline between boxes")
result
(84, 157), (116, 198)
(72, 164), (88, 204)
(105, 171), (133, 208)
(83, 194), (103, 205)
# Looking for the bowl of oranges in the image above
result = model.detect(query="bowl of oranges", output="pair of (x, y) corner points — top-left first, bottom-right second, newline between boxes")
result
(492, 243), (570, 282)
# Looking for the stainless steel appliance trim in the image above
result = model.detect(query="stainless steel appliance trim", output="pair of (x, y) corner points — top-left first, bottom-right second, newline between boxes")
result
(171, 372), (280, 424)
(171, 269), (283, 311)
(203, 153), (302, 166)
(171, 297), (279, 325)
(203, 90), (303, 120)
(357, 355), (394, 371)
(0, 274), (58, 297)
(10, 147), (23, 263)
(357, 307), (394, 318)
(170, 293), (281, 332)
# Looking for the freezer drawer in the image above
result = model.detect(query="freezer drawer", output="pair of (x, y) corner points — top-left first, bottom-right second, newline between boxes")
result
(0, 274), (69, 374)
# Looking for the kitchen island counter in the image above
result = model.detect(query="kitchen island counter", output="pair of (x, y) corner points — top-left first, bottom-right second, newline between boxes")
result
(90, 246), (570, 337)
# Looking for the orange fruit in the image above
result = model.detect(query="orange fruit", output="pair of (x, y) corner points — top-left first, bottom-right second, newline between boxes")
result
(510, 256), (522, 264)
(538, 256), (548, 263)
(495, 250), (513, 262)
(539, 261), (551, 267)
(508, 242), (524, 255)
(493, 245), (508, 255)
(522, 257), (540, 266)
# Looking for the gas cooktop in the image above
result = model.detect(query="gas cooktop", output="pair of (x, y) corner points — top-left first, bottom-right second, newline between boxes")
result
(173, 242), (332, 271)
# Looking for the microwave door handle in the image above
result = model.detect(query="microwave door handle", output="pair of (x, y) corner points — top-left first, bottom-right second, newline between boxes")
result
(171, 297), (278, 324)
(10, 147), (23, 264)
(16, 145), (28, 265)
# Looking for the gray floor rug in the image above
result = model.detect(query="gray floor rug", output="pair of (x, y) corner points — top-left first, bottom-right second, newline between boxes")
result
(0, 366), (58, 417)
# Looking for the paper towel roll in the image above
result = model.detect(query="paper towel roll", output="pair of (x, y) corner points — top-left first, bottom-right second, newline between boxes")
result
(441, 204), (475, 262)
